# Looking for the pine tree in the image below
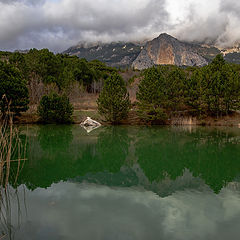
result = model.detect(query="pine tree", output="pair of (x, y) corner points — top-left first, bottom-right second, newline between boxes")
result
(0, 61), (29, 117)
(38, 93), (73, 123)
(97, 73), (130, 123)
(136, 67), (167, 123)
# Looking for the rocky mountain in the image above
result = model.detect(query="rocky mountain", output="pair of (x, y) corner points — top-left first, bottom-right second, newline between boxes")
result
(224, 52), (240, 64)
(63, 42), (143, 68)
(220, 44), (240, 64)
(132, 33), (214, 70)
(64, 33), (240, 69)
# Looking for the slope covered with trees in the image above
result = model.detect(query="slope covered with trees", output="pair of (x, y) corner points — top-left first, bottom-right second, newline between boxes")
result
(137, 54), (240, 123)
(0, 49), (240, 124)
(0, 49), (116, 121)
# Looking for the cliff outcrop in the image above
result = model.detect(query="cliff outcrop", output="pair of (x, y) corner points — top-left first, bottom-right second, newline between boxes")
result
(132, 33), (208, 70)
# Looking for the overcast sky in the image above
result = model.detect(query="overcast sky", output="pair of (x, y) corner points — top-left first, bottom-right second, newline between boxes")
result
(0, 0), (240, 52)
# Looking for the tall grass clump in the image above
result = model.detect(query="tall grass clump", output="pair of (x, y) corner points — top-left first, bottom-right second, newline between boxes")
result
(0, 95), (27, 239)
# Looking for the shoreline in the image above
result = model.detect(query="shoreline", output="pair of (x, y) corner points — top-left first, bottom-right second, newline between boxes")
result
(16, 109), (240, 127)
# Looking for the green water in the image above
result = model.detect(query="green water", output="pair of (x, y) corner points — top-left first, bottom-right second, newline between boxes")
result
(2, 125), (240, 239)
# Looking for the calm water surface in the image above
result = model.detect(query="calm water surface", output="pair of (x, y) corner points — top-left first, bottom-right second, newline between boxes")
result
(2, 125), (240, 240)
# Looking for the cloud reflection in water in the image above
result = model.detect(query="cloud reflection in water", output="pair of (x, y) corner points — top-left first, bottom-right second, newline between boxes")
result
(13, 182), (240, 240)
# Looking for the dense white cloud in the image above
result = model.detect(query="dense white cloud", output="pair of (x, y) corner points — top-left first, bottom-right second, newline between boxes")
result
(166, 0), (240, 47)
(0, 0), (240, 52)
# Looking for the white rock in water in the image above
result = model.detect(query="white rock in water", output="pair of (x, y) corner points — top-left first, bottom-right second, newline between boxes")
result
(82, 125), (100, 133)
(80, 117), (101, 127)
(80, 117), (101, 133)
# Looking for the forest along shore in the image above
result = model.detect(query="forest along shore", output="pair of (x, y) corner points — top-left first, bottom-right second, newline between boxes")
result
(17, 99), (240, 127)
(1, 49), (240, 127)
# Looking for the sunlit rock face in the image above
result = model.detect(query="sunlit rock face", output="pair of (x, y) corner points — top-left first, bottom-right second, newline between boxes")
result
(132, 33), (208, 70)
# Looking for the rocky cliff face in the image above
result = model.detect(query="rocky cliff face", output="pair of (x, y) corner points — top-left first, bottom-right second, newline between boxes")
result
(132, 33), (208, 70)
(64, 33), (240, 68)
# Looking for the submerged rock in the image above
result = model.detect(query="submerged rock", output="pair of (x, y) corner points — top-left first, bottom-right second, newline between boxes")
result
(81, 117), (101, 127)
(80, 117), (101, 133)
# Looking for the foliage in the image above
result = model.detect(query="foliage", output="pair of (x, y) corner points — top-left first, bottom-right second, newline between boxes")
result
(9, 52), (28, 78)
(0, 61), (29, 117)
(161, 66), (186, 111)
(137, 67), (167, 123)
(137, 55), (240, 123)
(25, 49), (62, 85)
(37, 93), (73, 123)
(128, 74), (138, 85)
(184, 67), (208, 116)
(137, 66), (186, 123)
(0, 48), (117, 123)
(1, 49), (240, 123)
(0, 49), (116, 93)
(97, 73), (130, 123)
(185, 54), (240, 117)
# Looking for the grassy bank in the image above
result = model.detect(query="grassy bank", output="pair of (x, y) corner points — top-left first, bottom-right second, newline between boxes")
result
(16, 107), (240, 127)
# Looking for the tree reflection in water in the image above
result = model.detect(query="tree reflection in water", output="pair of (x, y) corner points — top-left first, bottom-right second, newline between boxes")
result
(8, 126), (240, 195)
(135, 127), (240, 193)
(2, 125), (240, 239)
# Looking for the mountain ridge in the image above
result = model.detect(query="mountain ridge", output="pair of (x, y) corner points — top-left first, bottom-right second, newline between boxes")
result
(63, 41), (143, 68)
(64, 33), (240, 68)
(132, 33), (209, 69)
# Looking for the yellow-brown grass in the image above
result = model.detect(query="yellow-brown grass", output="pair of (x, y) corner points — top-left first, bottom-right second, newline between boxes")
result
(0, 97), (27, 239)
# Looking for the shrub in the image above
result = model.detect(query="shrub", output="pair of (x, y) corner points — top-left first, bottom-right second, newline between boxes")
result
(38, 93), (73, 123)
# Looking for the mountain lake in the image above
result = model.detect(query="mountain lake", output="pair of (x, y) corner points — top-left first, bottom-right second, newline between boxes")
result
(1, 125), (240, 240)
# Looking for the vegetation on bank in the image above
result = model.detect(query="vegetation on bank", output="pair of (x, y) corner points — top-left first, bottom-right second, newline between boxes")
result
(0, 48), (240, 124)
(97, 73), (130, 123)
(0, 49), (116, 123)
(0, 61), (29, 117)
(38, 93), (73, 123)
(0, 49), (116, 92)
(0, 98), (27, 239)
(137, 55), (240, 123)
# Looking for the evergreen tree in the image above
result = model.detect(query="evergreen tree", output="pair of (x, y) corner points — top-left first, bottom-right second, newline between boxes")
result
(206, 54), (240, 116)
(38, 93), (73, 123)
(136, 67), (167, 123)
(163, 66), (186, 111)
(186, 55), (240, 117)
(0, 61), (29, 117)
(185, 67), (209, 116)
(203, 55), (240, 116)
(97, 73), (130, 123)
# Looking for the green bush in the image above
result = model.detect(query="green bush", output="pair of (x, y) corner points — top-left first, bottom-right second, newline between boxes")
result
(38, 93), (73, 123)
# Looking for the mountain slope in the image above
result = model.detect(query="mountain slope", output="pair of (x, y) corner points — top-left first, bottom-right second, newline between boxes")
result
(63, 42), (142, 68)
(132, 33), (209, 70)
(64, 33), (240, 69)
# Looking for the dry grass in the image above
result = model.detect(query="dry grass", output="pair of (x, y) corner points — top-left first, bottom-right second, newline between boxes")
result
(0, 97), (27, 239)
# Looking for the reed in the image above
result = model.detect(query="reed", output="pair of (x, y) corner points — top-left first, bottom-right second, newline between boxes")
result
(0, 96), (27, 239)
